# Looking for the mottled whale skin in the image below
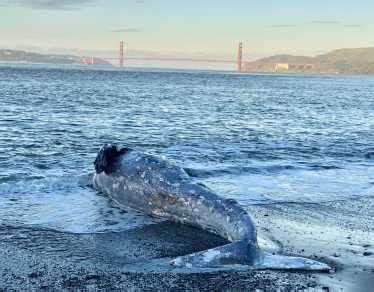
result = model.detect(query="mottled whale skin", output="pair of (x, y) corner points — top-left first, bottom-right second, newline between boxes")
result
(93, 144), (330, 271)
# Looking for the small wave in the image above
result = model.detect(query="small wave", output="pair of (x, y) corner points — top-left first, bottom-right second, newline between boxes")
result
(364, 151), (374, 159)
(0, 175), (81, 195)
(308, 164), (341, 170)
(0, 174), (162, 234)
(0, 174), (46, 185)
(185, 161), (346, 179)
(184, 164), (297, 178)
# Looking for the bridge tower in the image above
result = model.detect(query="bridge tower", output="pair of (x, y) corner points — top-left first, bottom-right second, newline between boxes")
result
(237, 42), (243, 72)
(119, 41), (124, 68)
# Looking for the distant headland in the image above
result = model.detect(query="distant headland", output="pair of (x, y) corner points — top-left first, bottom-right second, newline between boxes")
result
(243, 47), (374, 75)
(2, 47), (374, 74)
(0, 49), (112, 67)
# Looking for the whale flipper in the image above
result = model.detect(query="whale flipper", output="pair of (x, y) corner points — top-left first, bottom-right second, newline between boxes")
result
(170, 241), (331, 271)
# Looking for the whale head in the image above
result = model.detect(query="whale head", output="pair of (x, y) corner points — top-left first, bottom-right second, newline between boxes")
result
(94, 144), (130, 174)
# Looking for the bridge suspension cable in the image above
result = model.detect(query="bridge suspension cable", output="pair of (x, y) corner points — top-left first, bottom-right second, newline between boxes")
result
(83, 41), (245, 71)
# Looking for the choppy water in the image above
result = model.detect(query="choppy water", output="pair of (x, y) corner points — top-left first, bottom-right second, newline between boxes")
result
(0, 64), (374, 233)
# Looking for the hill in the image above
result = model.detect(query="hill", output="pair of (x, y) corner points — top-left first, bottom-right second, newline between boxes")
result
(0, 49), (112, 67)
(243, 47), (374, 74)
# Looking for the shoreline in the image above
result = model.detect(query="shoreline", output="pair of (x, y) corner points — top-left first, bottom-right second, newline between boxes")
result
(247, 196), (374, 291)
(0, 196), (373, 290)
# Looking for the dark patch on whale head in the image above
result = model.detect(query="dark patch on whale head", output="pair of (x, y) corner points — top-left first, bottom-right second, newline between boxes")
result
(94, 144), (130, 174)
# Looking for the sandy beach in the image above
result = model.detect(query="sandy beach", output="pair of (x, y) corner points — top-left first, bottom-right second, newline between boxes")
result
(248, 195), (374, 291)
(0, 195), (372, 291)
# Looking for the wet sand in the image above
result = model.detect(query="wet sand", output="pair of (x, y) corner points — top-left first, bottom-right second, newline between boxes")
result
(248, 196), (374, 291)
(0, 196), (373, 291)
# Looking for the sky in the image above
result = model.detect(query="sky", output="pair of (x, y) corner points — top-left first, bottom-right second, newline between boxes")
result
(0, 0), (373, 68)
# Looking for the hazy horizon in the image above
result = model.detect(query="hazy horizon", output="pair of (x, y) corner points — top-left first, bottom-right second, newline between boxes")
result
(1, 0), (373, 69)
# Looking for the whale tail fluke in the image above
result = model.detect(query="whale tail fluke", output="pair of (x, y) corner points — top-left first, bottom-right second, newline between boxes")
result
(170, 241), (253, 268)
(169, 241), (331, 271)
(253, 252), (331, 271)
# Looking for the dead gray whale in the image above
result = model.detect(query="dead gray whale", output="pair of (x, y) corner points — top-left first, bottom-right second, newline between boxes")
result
(93, 144), (330, 271)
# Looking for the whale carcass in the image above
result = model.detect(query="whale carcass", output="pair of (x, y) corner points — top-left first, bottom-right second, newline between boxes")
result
(93, 144), (330, 271)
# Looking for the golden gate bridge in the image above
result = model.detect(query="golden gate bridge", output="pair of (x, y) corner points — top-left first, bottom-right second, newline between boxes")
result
(82, 41), (244, 71)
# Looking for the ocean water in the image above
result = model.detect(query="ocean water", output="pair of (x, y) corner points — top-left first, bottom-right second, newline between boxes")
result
(0, 64), (373, 233)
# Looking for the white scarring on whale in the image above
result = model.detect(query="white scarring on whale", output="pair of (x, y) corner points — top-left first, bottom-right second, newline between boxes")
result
(92, 144), (331, 271)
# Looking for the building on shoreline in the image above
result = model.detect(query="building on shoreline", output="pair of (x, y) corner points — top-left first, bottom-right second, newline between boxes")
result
(274, 63), (319, 72)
